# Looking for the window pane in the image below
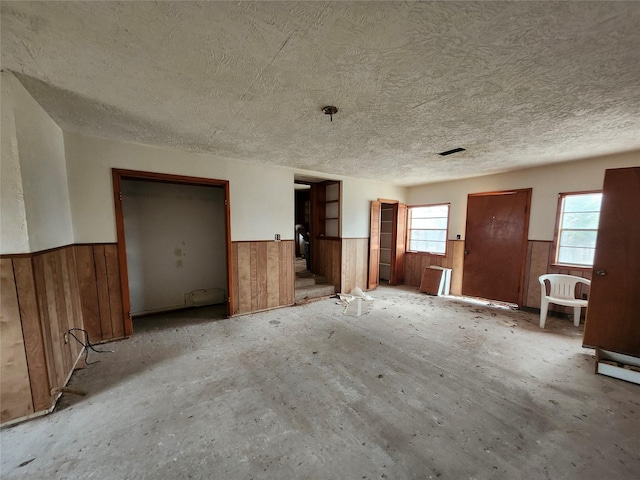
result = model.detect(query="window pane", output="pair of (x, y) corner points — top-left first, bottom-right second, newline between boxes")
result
(560, 230), (597, 248)
(563, 193), (602, 213)
(409, 239), (424, 251)
(408, 204), (449, 254)
(558, 246), (595, 266)
(409, 239), (445, 254)
(411, 217), (448, 229)
(411, 205), (449, 218)
(561, 212), (600, 230)
(555, 192), (602, 266)
(410, 229), (446, 242)
(425, 241), (446, 254)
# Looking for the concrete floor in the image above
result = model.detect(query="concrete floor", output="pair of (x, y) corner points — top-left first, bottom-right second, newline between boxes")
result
(1, 286), (639, 479)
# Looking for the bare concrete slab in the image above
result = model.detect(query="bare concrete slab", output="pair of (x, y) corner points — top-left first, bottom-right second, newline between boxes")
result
(1, 286), (638, 479)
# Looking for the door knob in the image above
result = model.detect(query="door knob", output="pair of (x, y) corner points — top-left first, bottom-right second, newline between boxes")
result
(595, 269), (607, 276)
(464, 250), (469, 256)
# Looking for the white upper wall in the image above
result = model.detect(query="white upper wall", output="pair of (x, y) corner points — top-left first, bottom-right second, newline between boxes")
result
(341, 177), (407, 238)
(0, 73), (29, 254)
(65, 132), (406, 244)
(0, 72), (73, 253)
(293, 167), (407, 238)
(407, 150), (640, 241)
(64, 132), (294, 243)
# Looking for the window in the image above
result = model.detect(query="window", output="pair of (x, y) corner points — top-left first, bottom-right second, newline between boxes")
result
(554, 192), (602, 267)
(408, 204), (449, 254)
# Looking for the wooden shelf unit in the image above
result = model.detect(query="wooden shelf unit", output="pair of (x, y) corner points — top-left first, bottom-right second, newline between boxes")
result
(314, 181), (341, 239)
(379, 204), (394, 281)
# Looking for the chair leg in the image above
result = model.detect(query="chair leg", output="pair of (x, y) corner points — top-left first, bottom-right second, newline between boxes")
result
(573, 306), (581, 327)
(540, 299), (549, 328)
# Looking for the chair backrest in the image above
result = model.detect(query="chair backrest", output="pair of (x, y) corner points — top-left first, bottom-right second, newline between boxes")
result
(539, 274), (591, 300)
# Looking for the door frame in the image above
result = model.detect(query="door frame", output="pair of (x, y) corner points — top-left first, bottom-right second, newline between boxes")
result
(463, 188), (532, 305)
(112, 168), (233, 335)
(368, 198), (406, 289)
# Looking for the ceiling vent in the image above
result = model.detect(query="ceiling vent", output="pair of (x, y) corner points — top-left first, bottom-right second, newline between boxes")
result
(439, 147), (466, 156)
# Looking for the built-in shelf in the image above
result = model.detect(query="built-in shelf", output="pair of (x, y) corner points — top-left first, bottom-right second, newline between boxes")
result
(314, 180), (341, 239)
(379, 204), (394, 282)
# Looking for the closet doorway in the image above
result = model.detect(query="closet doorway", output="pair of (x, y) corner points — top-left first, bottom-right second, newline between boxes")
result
(368, 200), (407, 289)
(112, 169), (232, 335)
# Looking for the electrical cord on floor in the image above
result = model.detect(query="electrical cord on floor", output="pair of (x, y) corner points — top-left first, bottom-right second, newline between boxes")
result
(67, 328), (114, 365)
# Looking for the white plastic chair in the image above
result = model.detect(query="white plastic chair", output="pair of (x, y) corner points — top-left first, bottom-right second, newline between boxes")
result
(538, 274), (591, 328)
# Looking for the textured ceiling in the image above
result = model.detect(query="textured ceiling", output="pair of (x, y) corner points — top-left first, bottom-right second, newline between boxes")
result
(2, 1), (639, 186)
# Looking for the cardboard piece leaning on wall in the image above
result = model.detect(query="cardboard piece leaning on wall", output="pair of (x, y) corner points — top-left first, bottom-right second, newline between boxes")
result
(419, 267), (443, 296)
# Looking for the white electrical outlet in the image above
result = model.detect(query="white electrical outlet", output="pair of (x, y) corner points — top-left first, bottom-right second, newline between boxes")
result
(275, 234), (281, 241)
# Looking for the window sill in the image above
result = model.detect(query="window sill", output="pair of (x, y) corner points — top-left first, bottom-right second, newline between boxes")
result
(551, 263), (593, 271)
(406, 250), (446, 257)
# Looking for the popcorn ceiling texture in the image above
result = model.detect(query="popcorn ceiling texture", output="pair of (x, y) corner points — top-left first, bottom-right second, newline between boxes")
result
(1, 1), (639, 185)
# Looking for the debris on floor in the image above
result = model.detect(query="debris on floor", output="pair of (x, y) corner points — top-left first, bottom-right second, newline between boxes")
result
(339, 287), (374, 317)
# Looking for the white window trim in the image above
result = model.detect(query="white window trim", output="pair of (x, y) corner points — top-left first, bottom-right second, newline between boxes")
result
(407, 203), (450, 256)
(552, 191), (602, 268)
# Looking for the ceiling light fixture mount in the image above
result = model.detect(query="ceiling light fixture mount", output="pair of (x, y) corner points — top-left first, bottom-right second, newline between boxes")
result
(322, 106), (338, 122)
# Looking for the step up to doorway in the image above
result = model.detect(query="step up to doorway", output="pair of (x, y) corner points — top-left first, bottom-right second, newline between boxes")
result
(295, 283), (335, 302)
(295, 277), (316, 288)
(295, 275), (328, 288)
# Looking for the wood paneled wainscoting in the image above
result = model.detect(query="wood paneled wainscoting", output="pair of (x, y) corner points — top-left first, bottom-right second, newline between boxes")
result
(312, 238), (342, 292)
(231, 240), (295, 315)
(522, 240), (592, 314)
(404, 240), (465, 295)
(0, 244), (125, 426)
(341, 238), (369, 294)
(75, 244), (126, 342)
(404, 239), (591, 315)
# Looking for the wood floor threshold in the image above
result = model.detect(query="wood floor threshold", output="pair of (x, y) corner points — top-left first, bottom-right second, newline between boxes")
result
(232, 303), (295, 317)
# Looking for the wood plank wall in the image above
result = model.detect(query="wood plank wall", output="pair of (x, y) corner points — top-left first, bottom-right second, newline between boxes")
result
(522, 240), (592, 315)
(0, 259), (33, 422)
(312, 238), (342, 292)
(0, 246), (86, 424)
(231, 240), (295, 315)
(404, 240), (465, 295)
(0, 243), (125, 425)
(404, 239), (591, 315)
(341, 238), (369, 294)
(75, 244), (125, 343)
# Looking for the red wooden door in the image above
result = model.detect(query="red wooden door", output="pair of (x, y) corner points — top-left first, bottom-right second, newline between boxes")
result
(583, 167), (640, 356)
(462, 189), (531, 304)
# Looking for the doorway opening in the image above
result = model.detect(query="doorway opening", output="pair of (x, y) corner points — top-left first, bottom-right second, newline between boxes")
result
(112, 169), (233, 335)
(293, 175), (338, 301)
(368, 199), (406, 290)
(294, 182), (311, 272)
